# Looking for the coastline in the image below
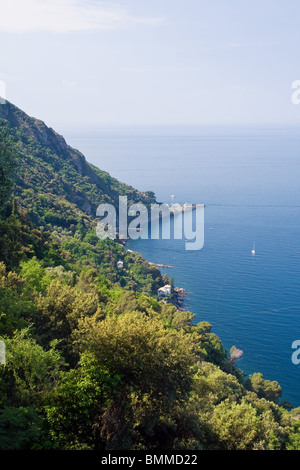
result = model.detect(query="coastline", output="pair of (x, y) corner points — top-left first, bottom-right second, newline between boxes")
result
(148, 261), (173, 269)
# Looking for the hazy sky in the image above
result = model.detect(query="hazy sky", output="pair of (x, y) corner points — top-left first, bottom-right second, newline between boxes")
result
(1, 0), (300, 132)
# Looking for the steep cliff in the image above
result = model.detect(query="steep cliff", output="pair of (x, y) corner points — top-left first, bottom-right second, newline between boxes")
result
(0, 100), (156, 228)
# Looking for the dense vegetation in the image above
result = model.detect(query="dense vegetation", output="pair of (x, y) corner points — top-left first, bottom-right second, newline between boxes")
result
(0, 101), (300, 450)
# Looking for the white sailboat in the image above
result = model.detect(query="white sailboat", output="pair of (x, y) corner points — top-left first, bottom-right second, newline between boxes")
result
(251, 243), (256, 255)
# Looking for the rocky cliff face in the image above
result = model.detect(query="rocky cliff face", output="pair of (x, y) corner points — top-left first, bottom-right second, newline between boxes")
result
(0, 100), (156, 226)
(1, 101), (87, 176)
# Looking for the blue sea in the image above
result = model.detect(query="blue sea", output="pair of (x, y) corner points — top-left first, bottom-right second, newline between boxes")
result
(65, 125), (300, 406)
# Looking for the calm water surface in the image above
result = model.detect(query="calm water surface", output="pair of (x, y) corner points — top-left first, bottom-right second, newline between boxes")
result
(65, 126), (300, 406)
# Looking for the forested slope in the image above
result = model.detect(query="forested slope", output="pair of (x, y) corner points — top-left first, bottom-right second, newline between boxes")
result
(0, 101), (299, 450)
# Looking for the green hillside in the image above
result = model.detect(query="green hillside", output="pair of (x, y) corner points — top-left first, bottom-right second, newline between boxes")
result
(0, 101), (164, 294)
(0, 101), (300, 451)
(1, 100), (156, 224)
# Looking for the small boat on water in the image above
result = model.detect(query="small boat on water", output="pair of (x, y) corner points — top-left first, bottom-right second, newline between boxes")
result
(252, 243), (256, 255)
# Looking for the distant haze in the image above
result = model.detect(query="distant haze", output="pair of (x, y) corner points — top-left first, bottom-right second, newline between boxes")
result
(1, 0), (300, 133)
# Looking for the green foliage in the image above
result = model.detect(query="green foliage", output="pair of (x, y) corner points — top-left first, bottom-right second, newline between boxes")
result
(74, 311), (196, 449)
(0, 406), (44, 450)
(0, 213), (23, 271)
(209, 400), (262, 450)
(285, 422), (300, 450)
(20, 258), (50, 292)
(0, 246), (299, 450)
(0, 121), (17, 213)
(0, 329), (64, 406)
(44, 354), (117, 450)
(33, 280), (100, 362)
(76, 312), (195, 401)
(0, 329), (64, 450)
(245, 372), (282, 404)
(0, 262), (35, 335)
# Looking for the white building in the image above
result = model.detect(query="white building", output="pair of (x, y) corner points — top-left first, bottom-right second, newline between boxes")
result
(157, 285), (172, 297)
(117, 260), (124, 269)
